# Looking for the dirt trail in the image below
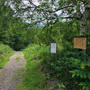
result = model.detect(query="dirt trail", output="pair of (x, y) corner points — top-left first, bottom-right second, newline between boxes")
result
(0, 52), (26, 90)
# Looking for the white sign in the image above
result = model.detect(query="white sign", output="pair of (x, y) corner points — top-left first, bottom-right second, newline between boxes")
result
(50, 43), (56, 54)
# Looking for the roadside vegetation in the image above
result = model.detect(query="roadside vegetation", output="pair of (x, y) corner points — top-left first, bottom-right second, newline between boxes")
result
(23, 44), (49, 90)
(23, 20), (90, 90)
(0, 43), (13, 68)
(0, 0), (90, 90)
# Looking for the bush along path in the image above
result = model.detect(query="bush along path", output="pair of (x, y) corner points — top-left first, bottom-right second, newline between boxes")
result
(0, 52), (26, 90)
(23, 44), (49, 90)
(0, 44), (13, 68)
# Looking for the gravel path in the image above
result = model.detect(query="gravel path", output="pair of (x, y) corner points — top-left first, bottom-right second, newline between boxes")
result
(0, 52), (26, 90)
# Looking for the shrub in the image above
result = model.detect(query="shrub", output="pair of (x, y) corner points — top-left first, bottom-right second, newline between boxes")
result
(23, 44), (49, 90)
(0, 43), (13, 67)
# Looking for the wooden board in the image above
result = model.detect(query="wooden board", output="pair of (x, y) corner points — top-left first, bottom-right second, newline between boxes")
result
(74, 37), (87, 50)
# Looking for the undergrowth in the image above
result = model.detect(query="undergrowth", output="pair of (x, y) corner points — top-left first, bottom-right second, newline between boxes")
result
(0, 43), (13, 68)
(23, 44), (49, 90)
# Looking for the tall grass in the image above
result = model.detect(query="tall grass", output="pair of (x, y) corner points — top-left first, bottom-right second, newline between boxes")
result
(0, 43), (13, 68)
(23, 44), (49, 90)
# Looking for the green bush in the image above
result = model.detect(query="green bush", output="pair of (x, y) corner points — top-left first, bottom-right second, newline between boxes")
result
(49, 48), (90, 90)
(0, 43), (13, 67)
(23, 44), (49, 90)
(48, 49), (80, 90)
(23, 20), (90, 90)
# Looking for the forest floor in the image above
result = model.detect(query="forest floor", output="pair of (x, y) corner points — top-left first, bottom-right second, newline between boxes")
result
(0, 52), (26, 90)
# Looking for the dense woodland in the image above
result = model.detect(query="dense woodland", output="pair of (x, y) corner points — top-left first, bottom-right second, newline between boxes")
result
(0, 0), (90, 90)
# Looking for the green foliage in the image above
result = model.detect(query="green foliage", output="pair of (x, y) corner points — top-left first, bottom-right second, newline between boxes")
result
(0, 43), (13, 68)
(0, 0), (14, 44)
(8, 18), (30, 50)
(0, 1), (31, 50)
(49, 50), (80, 90)
(69, 21), (90, 90)
(22, 20), (89, 90)
(10, 0), (90, 27)
(0, 1), (90, 90)
(70, 58), (90, 90)
(23, 44), (49, 90)
(79, 81), (90, 90)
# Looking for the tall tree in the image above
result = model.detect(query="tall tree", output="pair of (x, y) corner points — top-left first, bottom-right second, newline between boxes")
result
(8, 1), (89, 22)
(0, 0), (14, 44)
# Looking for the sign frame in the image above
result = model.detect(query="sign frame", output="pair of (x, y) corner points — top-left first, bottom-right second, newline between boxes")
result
(74, 36), (87, 50)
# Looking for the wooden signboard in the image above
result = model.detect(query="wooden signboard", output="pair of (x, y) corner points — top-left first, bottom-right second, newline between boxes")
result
(74, 37), (87, 50)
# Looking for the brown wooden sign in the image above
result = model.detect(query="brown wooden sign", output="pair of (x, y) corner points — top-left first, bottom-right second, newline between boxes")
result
(74, 37), (87, 50)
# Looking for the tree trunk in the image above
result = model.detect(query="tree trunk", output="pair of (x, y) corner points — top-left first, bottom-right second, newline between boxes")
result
(80, 1), (90, 35)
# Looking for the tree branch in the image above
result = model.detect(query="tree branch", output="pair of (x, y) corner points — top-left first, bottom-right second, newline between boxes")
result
(60, 16), (80, 20)
(49, 5), (74, 13)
